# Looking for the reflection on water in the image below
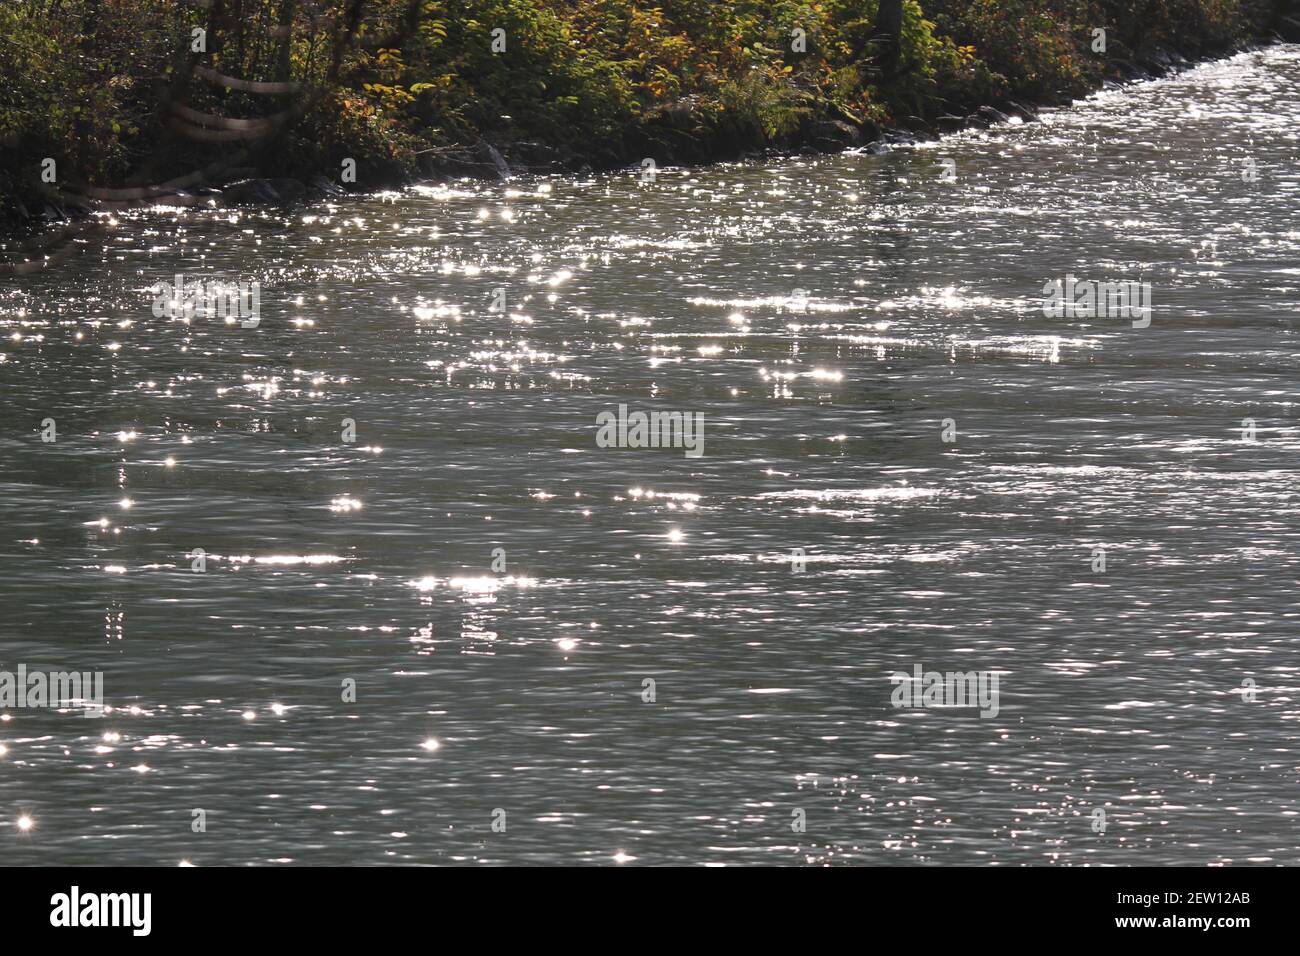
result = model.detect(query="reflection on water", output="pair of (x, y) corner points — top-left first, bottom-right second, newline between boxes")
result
(1, 47), (1299, 865)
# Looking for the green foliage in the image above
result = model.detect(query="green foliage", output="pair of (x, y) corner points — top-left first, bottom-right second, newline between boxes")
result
(926, 0), (1098, 100)
(0, 0), (1279, 224)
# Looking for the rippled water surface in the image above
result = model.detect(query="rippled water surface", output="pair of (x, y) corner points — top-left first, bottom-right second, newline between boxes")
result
(2, 47), (1299, 866)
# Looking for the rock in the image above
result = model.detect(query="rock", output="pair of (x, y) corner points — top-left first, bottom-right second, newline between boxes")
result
(267, 178), (306, 202)
(936, 114), (968, 133)
(217, 180), (263, 204)
(222, 178), (307, 205)
(311, 175), (347, 198)
(1003, 100), (1038, 122)
(808, 119), (862, 152)
(976, 105), (1012, 125)
(219, 167), (260, 180)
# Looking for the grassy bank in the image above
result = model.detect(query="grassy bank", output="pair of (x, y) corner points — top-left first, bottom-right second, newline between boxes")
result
(0, 0), (1294, 229)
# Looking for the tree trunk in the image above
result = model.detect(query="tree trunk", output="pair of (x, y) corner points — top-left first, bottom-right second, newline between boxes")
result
(870, 0), (904, 75)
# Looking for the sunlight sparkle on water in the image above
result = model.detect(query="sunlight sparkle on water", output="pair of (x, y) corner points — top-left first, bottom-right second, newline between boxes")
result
(449, 576), (500, 594)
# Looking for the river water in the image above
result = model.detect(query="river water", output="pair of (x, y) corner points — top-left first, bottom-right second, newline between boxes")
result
(1, 46), (1298, 866)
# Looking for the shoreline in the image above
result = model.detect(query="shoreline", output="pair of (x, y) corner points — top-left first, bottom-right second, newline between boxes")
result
(2, 16), (1298, 248)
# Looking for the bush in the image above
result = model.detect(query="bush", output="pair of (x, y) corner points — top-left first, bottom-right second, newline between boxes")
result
(0, 0), (1281, 225)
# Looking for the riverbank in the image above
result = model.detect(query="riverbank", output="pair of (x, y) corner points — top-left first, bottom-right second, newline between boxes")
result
(2, 1), (1298, 238)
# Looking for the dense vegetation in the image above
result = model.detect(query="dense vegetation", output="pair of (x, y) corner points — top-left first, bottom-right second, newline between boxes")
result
(0, 0), (1289, 224)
